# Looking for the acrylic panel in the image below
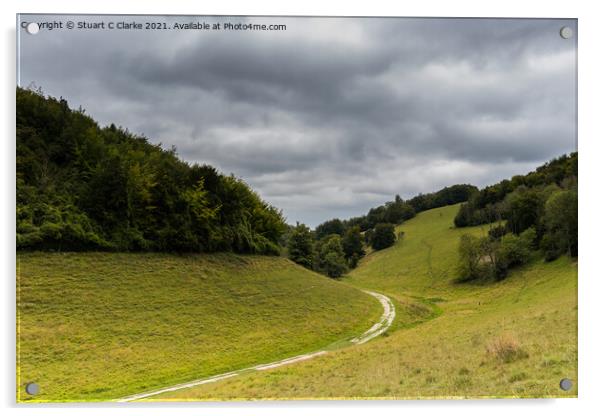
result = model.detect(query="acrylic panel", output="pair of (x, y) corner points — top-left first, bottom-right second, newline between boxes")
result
(16, 15), (577, 402)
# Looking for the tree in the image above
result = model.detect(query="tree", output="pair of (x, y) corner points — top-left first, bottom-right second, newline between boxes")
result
(457, 234), (482, 281)
(383, 197), (415, 224)
(16, 87), (286, 254)
(314, 218), (345, 240)
(457, 234), (497, 281)
(498, 228), (535, 271)
(457, 228), (536, 283)
(315, 234), (347, 278)
(454, 203), (474, 227)
(342, 225), (365, 268)
(541, 189), (578, 260)
(287, 223), (314, 269)
(454, 153), (577, 229)
(503, 187), (542, 235)
(371, 223), (396, 250)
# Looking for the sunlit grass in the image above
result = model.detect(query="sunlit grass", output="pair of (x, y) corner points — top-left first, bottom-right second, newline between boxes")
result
(17, 252), (381, 402)
(158, 204), (577, 400)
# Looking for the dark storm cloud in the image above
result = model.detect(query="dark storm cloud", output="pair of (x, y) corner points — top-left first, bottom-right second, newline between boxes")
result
(18, 16), (577, 226)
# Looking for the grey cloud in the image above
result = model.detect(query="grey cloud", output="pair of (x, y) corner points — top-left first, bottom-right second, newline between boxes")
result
(19, 15), (577, 226)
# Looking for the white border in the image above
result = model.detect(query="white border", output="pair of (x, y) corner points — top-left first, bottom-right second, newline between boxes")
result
(2, 1), (601, 415)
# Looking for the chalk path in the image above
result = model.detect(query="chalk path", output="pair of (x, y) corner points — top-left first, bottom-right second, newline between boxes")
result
(116, 290), (395, 402)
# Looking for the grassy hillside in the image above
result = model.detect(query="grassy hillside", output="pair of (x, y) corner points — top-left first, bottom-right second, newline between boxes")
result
(17, 252), (382, 402)
(158, 204), (577, 400)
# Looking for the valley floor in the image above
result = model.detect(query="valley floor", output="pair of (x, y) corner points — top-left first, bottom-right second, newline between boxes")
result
(17, 204), (577, 401)
(153, 204), (577, 400)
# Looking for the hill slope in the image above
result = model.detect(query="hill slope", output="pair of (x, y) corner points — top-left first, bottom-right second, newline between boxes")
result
(158, 204), (577, 399)
(17, 87), (285, 254)
(17, 252), (382, 402)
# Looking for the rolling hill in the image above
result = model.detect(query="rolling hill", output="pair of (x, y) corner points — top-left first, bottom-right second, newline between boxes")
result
(155, 204), (577, 400)
(16, 252), (382, 402)
(15, 89), (577, 402)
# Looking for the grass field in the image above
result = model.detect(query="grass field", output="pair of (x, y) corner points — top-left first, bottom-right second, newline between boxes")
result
(157, 204), (577, 400)
(16, 252), (382, 402)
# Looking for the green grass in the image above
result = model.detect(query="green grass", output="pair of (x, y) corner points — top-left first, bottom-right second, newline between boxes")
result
(158, 204), (577, 400)
(16, 252), (382, 402)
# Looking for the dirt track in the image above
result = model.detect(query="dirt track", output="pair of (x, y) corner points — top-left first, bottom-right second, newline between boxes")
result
(117, 290), (395, 402)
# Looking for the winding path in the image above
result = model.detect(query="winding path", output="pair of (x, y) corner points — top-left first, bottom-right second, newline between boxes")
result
(117, 290), (395, 402)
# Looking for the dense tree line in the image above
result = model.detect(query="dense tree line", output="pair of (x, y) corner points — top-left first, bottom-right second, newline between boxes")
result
(454, 154), (577, 261)
(16, 87), (286, 254)
(457, 228), (536, 282)
(456, 154), (577, 282)
(454, 153), (577, 227)
(288, 185), (477, 277)
(324, 184), (477, 236)
(406, 184), (478, 213)
(287, 222), (365, 278)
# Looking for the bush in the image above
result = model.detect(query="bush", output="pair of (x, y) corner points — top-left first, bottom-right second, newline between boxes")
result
(16, 201), (113, 251)
(498, 227), (535, 270)
(486, 334), (529, 363)
(371, 223), (396, 250)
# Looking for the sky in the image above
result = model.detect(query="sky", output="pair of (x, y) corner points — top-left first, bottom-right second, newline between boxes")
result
(18, 15), (577, 227)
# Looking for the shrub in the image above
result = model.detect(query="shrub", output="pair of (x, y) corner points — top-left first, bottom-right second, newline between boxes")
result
(486, 334), (529, 363)
(497, 228), (535, 271)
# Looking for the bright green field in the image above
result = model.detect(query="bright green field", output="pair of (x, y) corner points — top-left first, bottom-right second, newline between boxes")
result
(158, 204), (577, 400)
(16, 252), (382, 402)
